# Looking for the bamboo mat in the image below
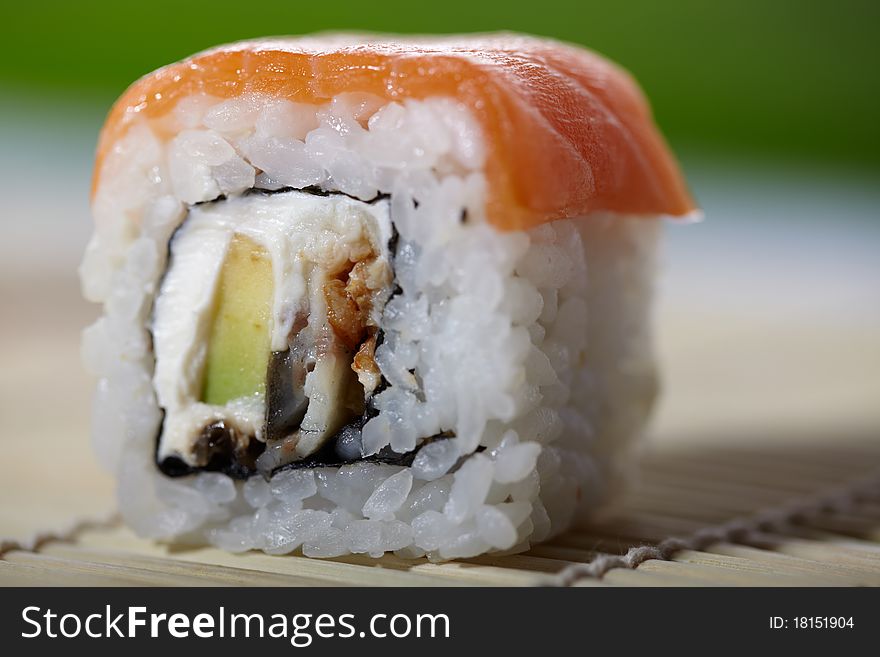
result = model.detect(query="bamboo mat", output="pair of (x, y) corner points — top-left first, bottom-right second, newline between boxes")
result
(2, 231), (879, 586)
(2, 436), (879, 587)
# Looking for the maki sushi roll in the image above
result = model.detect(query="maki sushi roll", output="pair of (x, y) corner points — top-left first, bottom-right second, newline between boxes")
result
(81, 34), (696, 559)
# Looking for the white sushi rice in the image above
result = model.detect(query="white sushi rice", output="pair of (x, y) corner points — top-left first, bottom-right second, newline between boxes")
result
(80, 91), (660, 559)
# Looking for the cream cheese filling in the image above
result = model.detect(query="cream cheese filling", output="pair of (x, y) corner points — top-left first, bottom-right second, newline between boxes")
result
(152, 190), (392, 467)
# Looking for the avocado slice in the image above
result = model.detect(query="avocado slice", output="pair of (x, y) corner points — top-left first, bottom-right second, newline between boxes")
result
(201, 234), (274, 406)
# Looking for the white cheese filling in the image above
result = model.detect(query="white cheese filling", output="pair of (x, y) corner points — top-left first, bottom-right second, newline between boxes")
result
(152, 190), (392, 463)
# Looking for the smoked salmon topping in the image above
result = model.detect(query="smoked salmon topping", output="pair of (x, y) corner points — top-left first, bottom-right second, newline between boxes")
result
(95, 34), (696, 228)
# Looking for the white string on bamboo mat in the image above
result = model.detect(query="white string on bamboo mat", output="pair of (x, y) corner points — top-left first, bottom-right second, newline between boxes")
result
(549, 469), (880, 586)
(0, 511), (121, 559)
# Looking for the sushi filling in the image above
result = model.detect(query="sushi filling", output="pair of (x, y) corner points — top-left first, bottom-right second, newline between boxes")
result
(152, 189), (395, 478)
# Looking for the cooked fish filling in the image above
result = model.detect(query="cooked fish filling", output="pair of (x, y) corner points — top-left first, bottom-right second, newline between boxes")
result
(152, 190), (393, 477)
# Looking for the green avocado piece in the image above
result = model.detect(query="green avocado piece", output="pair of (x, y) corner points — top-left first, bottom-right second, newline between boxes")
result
(201, 234), (274, 406)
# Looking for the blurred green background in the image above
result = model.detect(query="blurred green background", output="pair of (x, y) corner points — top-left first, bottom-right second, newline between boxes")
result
(2, 0), (879, 166)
